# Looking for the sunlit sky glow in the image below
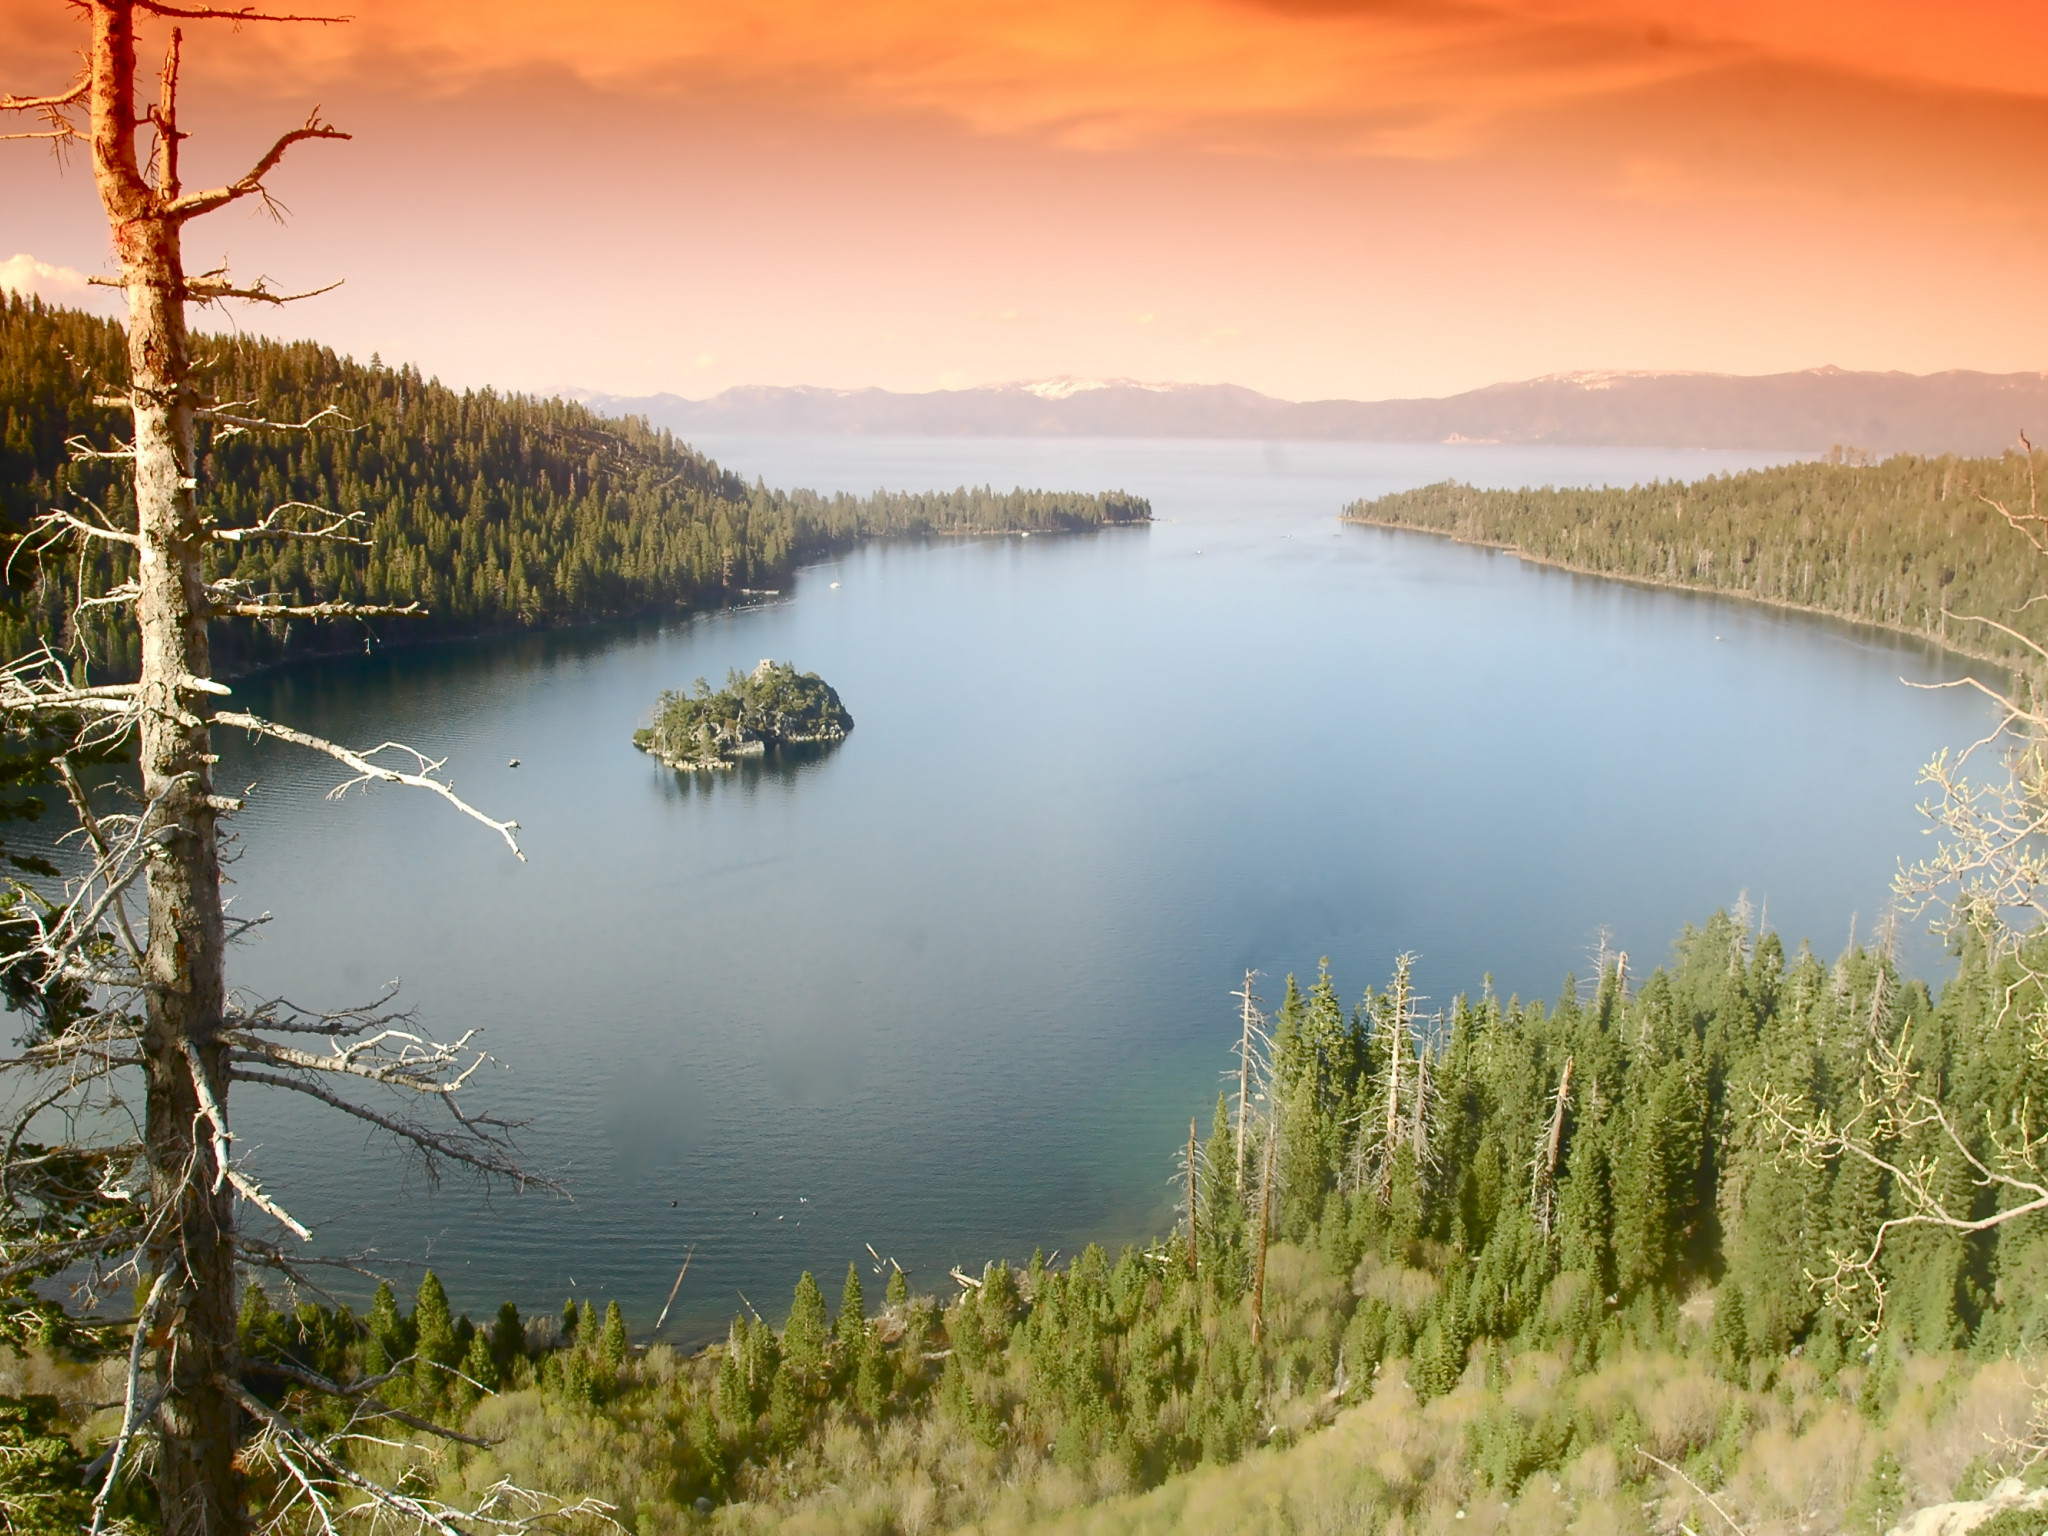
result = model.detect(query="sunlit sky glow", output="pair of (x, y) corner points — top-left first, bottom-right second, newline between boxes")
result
(4, 0), (2045, 400)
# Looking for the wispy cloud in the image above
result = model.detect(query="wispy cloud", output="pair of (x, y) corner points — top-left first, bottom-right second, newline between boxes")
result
(128, 0), (2048, 161)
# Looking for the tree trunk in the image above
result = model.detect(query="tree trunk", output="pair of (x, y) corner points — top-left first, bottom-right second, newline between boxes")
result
(89, 4), (239, 1530)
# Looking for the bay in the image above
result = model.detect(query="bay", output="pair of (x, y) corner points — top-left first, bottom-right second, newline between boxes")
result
(183, 436), (1994, 1344)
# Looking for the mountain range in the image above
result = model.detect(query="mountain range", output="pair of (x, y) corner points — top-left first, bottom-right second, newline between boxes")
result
(581, 368), (2048, 455)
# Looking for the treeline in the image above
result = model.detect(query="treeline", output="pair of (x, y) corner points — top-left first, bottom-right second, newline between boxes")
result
(0, 296), (1147, 678)
(29, 910), (2021, 1532)
(1344, 451), (2048, 667)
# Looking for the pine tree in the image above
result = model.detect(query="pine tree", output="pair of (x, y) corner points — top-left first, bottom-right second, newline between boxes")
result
(767, 1361), (805, 1449)
(490, 1301), (525, 1381)
(364, 1281), (408, 1391)
(717, 1344), (752, 1437)
(854, 1330), (890, 1420)
(885, 1266), (908, 1310)
(837, 1263), (865, 1343)
(413, 1272), (460, 1410)
(783, 1272), (829, 1381)
(598, 1301), (627, 1373)
(452, 1328), (496, 1418)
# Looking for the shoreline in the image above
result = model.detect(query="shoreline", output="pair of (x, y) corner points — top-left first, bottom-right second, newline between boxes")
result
(1340, 513), (2019, 675)
(157, 521), (1153, 686)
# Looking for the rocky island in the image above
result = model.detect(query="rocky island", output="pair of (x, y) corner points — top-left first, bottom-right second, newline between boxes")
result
(633, 659), (854, 770)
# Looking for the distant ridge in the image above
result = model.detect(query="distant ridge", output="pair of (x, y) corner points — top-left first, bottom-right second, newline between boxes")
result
(583, 368), (2048, 456)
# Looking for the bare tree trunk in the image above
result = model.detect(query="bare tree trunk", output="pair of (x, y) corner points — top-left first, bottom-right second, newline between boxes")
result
(1249, 1129), (1274, 1347)
(1186, 1117), (1199, 1275)
(8, 15), (548, 1536)
(1532, 1054), (1572, 1239)
(1234, 969), (1256, 1190)
(86, 6), (238, 1529)
(1375, 954), (1412, 1204)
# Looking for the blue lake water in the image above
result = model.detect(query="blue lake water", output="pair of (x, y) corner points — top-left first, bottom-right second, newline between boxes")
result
(186, 437), (1997, 1343)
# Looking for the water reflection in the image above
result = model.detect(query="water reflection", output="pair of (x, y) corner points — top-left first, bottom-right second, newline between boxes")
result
(649, 739), (849, 798)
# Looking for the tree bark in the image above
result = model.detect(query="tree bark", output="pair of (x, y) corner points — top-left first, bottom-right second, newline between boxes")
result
(88, 5), (239, 1531)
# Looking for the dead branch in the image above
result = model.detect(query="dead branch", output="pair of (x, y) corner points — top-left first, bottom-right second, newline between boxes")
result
(182, 1039), (232, 1193)
(136, 3), (353, 20)
(166, 112), (351, 222)
(228, 1032), (490, 1096)
(1636, 1446), (1749, 1536)
(246, 1358), (496, 1447)
(228, 1067), (545, 1190)
(1754, 1027), (2048, 1331)
(197, 404), (353, 437)
(207, 500), (369, 546)
(0, 79), (89, 114)
(25, 507), (140, 548)
(88, 1271), (172, 1536)
(0, 72), (88, 144)
(184, 271), (344, 307)
(225, 1381), (470, 1536)
(214, 711), (526, 859)
(227, 1169), (312, 1241)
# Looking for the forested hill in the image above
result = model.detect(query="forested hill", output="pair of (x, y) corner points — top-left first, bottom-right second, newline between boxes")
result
(1344, 451), (2048, 668)
(215, 911), (2046, 1534)
(0, 297), (1148, 677)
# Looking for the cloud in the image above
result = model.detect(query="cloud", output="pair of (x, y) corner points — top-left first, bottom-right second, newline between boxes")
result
(156, 0), (2048, 164)
(0, 254), (93, 303)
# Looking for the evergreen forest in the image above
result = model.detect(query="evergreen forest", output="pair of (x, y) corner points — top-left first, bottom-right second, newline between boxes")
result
(9, 911), (2040, 1536)
(1344, 449), (2048, 668)
(0, 297), (1148, 678)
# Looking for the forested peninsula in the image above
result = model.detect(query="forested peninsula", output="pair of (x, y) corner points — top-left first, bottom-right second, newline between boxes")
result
(1344, 449), (2048, 668)
(0, 297), (1149, 678)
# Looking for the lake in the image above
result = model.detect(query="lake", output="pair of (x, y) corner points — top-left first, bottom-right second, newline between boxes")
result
(186, 436), (1996, 1344)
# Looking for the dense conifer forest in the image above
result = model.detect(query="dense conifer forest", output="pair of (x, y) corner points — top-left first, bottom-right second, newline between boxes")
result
(9, 911), (2038, 1535)
(1345, 450), (2048, 668)
(0, 297), (1148, 678)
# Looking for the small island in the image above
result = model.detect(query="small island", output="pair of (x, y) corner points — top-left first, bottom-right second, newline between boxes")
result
(633, 659), (854, 770)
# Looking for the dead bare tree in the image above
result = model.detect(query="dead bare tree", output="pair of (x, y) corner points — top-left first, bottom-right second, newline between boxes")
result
(0, 7), (579, 1535)
(1227, 969), (1269, 1192)
(1530, 1054), (1573, 1241)
(1347, 953), (1423, 1203)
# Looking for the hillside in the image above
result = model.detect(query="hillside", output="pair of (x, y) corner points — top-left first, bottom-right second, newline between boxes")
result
(586, 367), (2048, 455)
(0, 297), (1147, 678)
(15, 909), (2020, 1536)
(1345, 449), (2048, 669)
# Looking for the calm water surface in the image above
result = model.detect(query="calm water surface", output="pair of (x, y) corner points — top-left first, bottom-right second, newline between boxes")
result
(187, 438), (1996, 1342)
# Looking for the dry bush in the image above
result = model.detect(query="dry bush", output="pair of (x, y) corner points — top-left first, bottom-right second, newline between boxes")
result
(1644, 1371), (1733, 1461)
(1720, 1405), (1866, 1536)
(1891, 1357), (2036, 1505)
(1353, 1253), (1441, 1321)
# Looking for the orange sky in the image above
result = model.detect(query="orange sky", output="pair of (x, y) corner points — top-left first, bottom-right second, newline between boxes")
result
(4, 0), (2046, 400)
